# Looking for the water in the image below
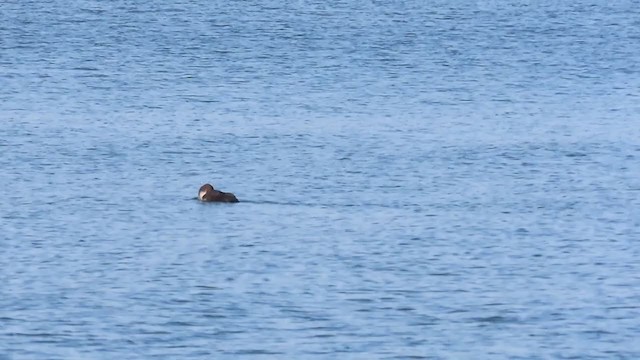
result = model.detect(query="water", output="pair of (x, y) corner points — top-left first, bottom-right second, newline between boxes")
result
(2, 1), (640, 358)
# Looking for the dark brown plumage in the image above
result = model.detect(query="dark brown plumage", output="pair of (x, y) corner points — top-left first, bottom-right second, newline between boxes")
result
(198, 183), (239, 203)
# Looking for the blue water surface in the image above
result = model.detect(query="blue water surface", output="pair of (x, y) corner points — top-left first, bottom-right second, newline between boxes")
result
(1, 0), (640, 358)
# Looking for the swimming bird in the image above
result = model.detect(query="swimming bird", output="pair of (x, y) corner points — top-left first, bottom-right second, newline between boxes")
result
(198, 183), (239, 203)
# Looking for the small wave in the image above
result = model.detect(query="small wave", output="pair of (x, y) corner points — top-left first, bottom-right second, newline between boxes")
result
(232, 349), (284, 355)
(471, 315), (520, 324)
(237, 199), (422, 210)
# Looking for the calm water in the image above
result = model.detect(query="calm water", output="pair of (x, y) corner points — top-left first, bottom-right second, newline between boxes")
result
(2, 1), (640, 358)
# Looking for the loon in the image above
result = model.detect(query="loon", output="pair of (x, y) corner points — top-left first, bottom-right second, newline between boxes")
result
(198, 183), (239, 203)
